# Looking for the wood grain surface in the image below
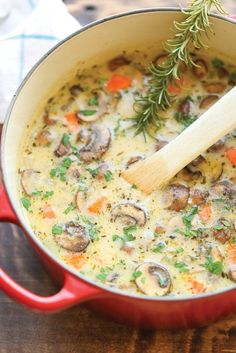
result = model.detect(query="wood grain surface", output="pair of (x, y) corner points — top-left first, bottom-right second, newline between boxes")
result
(1, 1), (236, 352)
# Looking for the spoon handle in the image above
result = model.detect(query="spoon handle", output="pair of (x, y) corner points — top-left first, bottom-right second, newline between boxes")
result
(122, 86), (236, 194)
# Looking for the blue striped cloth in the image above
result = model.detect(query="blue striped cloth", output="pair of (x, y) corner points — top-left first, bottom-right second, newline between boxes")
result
(0, 0), (80, 122)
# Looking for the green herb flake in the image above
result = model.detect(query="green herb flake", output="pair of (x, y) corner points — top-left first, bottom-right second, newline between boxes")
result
(62, 157), (73, 169)
(81, 216), (99, 241)
(62, 133), (70, 147)
(174, 261), (189, 273)
(152, 241), (166, 253)
(212, 58), (224, 68)
(203, 256), (222, 275)
(96, 266), (112, 282)
(21, 197), (31, 211)
(42, 191), (54, 200)
(63, 203), (75, 215)
(32, 190), (43, 196)
(182, 206), (198, 237)
(52, 224), (63, 235)
(88, 96), (98, 106)
(176, 247), (184, 254)
(104, 170), (113, 182)
(79, 109), (97, 116)
(86, 167), (99, 177)
(131, 270), (142, 280)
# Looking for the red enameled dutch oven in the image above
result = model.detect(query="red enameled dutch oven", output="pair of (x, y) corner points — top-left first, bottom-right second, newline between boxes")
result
(1, 9), (236, 330)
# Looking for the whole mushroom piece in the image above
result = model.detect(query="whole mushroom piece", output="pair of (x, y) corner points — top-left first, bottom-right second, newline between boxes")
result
(111, 202), (147, 226)
(55, 222), (90, 252)
(79, 125), (111, 163)
(21, 169), (41, 196)
(167, 184), (190, 211)
(135, 262), (172, 296)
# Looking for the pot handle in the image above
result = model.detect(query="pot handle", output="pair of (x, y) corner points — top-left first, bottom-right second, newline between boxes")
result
(0, 185), (102, 312)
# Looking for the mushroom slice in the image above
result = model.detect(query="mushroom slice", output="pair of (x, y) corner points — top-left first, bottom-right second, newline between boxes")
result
(77, 91), (108, 122)
(207, 139), (225, 152)
(167, 184), (189, 211)
(191, 189), (209, 205)
(111, 202), (147, 226)
(135, 262), (171, 296)
(35, 129), (55, 146)
(210, 180), (236, 200)
(75, 190), (86, 211)
(21, 169), (41, 196)
(155, 139), (168, 152)
(126, 155), (143, 168)
(108, 55), (130, 71)
(203, 82), (226, 94)
(192, 59), (208, 78)
(79, 125), (111, 162)
(199, 95), (219, 109)
(229, 264), (236, 282)
(55, 222), (90, 252)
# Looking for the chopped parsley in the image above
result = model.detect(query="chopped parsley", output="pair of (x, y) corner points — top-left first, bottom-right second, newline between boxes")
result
(88, 96), (98, 106)
(131, 270), (142, 280)
(152, 241), (166, 253)
(63, 202), (75, 215)
(96, 266), (113, 282)
(21, 197), (31, 211)
(50, 166), (67, 181)
(174, 261), (189, 273)
(112, 224), (137, 243)
(114, 119), (121, 136)
(62, 133), (70, 146)
(42, 191), (54, 200)
(80, 216), (99, 241)
(62, 157), (73, 169)
(182, 206), (199, 237)
(50, 157), (73, 182)
(203, 256), (222, 275)
(79, 109), (97, 116)
(52, 224), (63, 235)
(212, 58), (224, 68)
(175, 112), (198, 129)
(104, 170), (113, 182)
(86, 167), (99, 177)
(32, 190), (43, 196)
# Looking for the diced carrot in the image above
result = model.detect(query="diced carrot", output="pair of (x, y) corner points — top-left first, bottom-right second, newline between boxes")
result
(227, 243), (236, 264)
(87, 196), (108, 214)
(167, 75), (190, 94)
(106, 74), (132, 92)
(199, 204), (212, 222)
(226, 148), (236, 166)
(67, 254), (85, 269)
(43, 204), (55, 219)
(167, 81), (182, 94)
(65, 113), (79, 132)
(189, 279), (205, 294)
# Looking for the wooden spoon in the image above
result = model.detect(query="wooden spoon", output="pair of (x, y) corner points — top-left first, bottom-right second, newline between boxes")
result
(122, 86), (236, 194)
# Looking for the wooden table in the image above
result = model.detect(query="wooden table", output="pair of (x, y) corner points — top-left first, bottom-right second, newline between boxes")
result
(1, 1), (236, 352)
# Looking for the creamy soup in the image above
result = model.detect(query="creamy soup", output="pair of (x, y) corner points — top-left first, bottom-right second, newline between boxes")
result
(18, 49), (236, 297)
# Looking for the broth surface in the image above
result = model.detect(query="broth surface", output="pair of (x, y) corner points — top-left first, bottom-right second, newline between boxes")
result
(18, 49), (236, 297)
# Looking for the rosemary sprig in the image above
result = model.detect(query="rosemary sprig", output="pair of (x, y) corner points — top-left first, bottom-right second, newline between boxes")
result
(133, 0), (226, 137)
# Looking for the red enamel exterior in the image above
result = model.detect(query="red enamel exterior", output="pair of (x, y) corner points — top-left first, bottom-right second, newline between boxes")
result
(1, 10), (236, 329)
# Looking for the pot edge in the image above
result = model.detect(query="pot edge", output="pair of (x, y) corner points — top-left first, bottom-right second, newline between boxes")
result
(1, 7), (236, 303)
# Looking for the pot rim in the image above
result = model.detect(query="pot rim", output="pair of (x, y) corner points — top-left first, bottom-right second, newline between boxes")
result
(2, 7), (236, 302)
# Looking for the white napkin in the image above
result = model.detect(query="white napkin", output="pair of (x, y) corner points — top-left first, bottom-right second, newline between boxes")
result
(0, 0), (81, 123)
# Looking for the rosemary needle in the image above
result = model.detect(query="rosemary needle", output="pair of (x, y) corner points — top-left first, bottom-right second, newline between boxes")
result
(133, 0), (226, 137)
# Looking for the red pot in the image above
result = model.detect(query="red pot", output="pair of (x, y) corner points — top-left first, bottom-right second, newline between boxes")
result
(1, 9), (236, 329)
